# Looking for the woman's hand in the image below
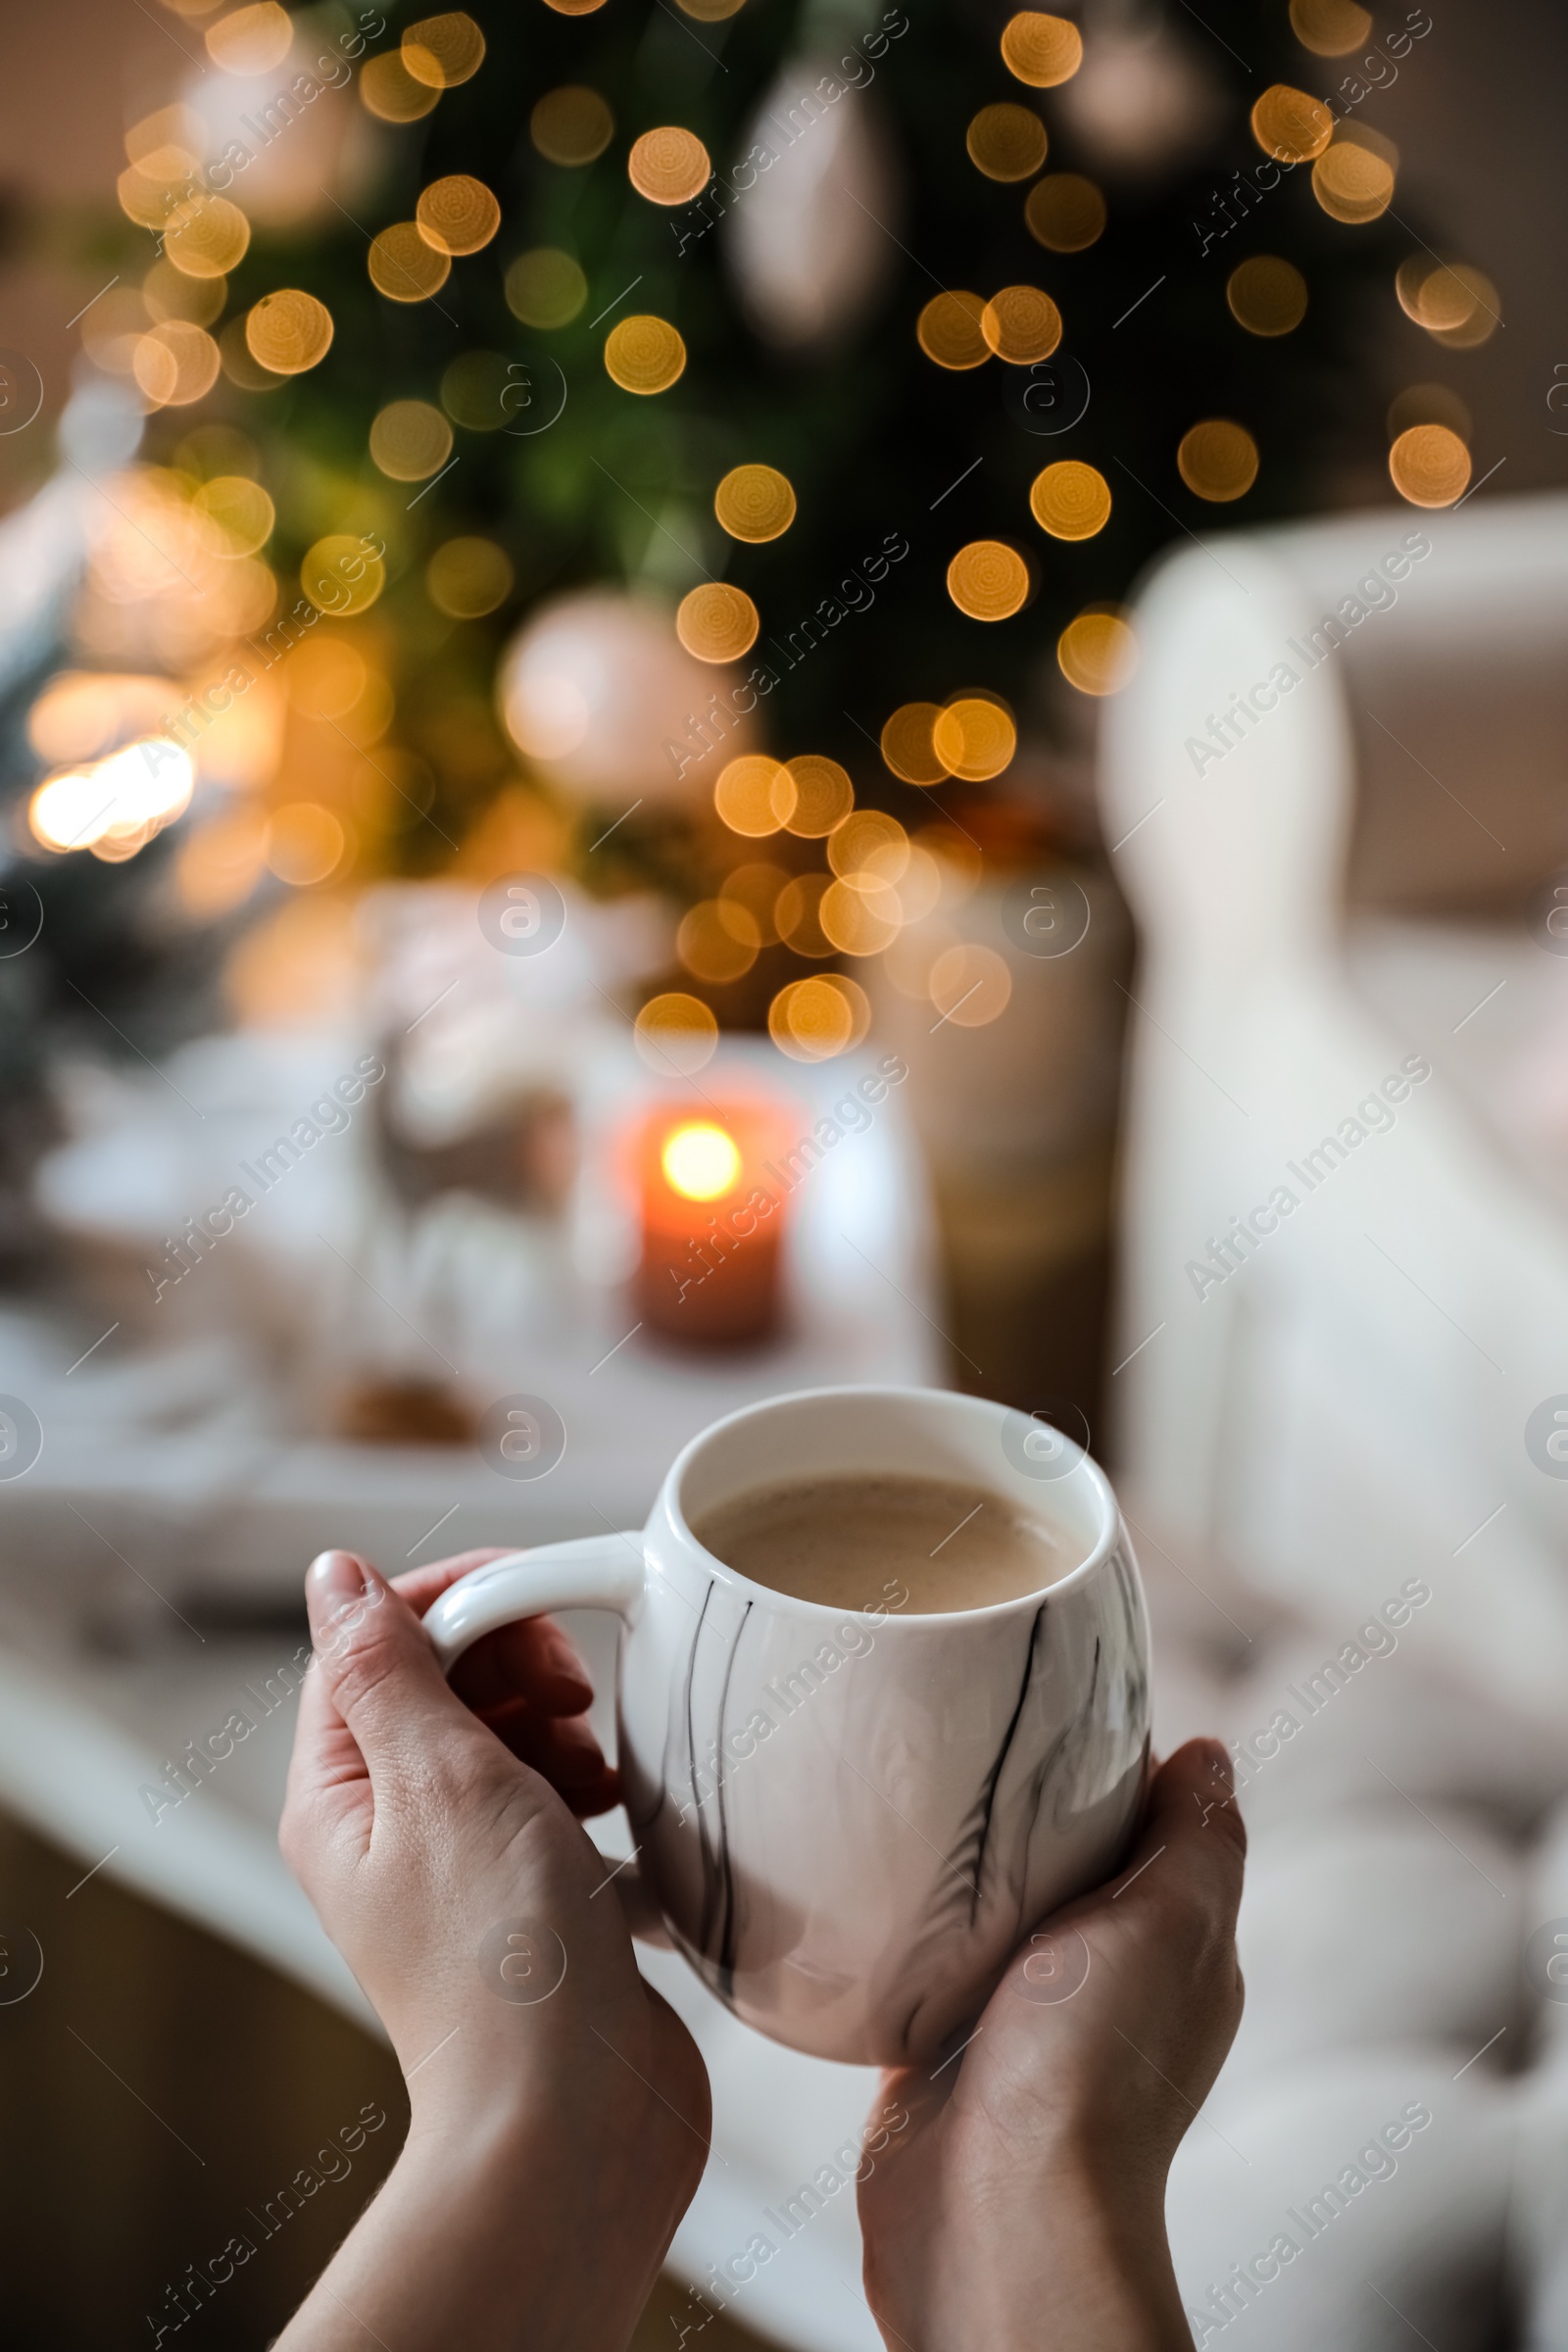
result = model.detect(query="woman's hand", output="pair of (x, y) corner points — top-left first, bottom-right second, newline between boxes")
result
(275, 1546), (710, 2352)
(858, 1740), (1246, 2352)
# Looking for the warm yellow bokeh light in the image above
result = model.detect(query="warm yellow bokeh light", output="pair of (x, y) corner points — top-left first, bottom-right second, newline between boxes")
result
(635, 993), (719, 1076)
(1001, 11), (1083, 86)
(507, 250), (588, 329)
(1250, 83), (1334, 165)
(677, 899), (760, 984)
(207, 3), (293, 75)
(1312, 135), (1395, 223)
(246, 289), (333, 374)
(265, 801), (347, 886)
(416, 175), (501, 256)
(828, 808), (910, 889)
(1030, 461), (1110, 539)
(782, 755), (854, 838)
(403, 13), (486, 86)
(1389, 423), (1471, 508)
(676, 583), (759, 663)
(1177, 418), (1259, 501)
(948, 541), (1031, 620)
(662, 1122), (742, 1200)
(881, 703), (948, 786)
(369, 399), (454, 481)
(981, 285), (1062, 364)
(930, 943), (1013, 1029)
(1227, 255), (1308, 336)
(1024, 173), (1105, 252)
(361, 51), (441, 122)
(966, 103), (1048, 182)
(932, 698), (1017, 782)
(605, 315), (686, 394)
(768, 974), (868, 1062)
(531, 86), (614, 166)
(916, 291), (991, 371)
(1289, 0), (1371, 55)
(629, 127), (712, 205)
(714, 755), (797, 837)
(369, 222), (452, 303)
(714, 466), (796, 543)
(1057, 611), (1138, 696)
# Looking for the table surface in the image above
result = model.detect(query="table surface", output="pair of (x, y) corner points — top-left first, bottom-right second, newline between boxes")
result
(0, 1042), (940, 2352)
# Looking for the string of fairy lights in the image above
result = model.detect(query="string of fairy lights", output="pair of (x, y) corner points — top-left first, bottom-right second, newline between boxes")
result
(24, 0), (1502, 1066)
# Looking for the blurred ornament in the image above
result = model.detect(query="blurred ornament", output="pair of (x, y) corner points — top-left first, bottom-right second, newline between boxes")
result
(498, 591), (758, 807)
(725, 61), (900, 348)
(1056, 0), (1225, 180)
(180, 40), (379, 228)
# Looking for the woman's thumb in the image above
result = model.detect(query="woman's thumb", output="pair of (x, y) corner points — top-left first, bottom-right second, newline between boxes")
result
(306, 1548), (477, 1779)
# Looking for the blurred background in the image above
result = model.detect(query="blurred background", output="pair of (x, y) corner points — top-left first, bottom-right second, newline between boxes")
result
(2, 0), (1567, 2344)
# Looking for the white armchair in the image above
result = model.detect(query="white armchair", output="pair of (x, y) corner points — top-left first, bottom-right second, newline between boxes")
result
(1102, 489), (1568, 1729)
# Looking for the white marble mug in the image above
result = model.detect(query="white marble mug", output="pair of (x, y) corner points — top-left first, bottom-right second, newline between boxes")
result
(424, 1385), (1151, 2065)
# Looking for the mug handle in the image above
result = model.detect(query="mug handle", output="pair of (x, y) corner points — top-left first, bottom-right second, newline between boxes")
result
(422, 1535), (668, 1946)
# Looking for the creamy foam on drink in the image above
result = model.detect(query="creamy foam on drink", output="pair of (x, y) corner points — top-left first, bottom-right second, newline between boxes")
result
(692, 1472), (1073, 1614)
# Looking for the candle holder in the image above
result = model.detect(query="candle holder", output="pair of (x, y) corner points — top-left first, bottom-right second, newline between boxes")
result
(635, 1095), (796, 1346)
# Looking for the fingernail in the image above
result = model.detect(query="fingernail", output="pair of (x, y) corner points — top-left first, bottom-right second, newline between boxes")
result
(307, 1548), (368, 1622)
(1201, 1738), (1234, 1792)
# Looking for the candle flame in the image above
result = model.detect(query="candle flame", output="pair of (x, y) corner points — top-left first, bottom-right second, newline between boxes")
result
(662, 1121), (741, 1201)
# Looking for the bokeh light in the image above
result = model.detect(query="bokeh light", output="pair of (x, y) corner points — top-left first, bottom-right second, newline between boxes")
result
(416, 175), (501, 256)
(427, 538), (514, 617)
(1057, 610), (1137, 695)
(916, 291), (991, 371)
(605, 315), (686, 394)
(714, 466), (797, 542)
(629, 127), (712, 205)
(163, 196), (250, 279)
(403, 12), (486, 86)
(369, 399), (454, 480)
(981, 285), (1062, 364)
(245, 290), (333, 373)
(635, 992), (719, 1075)
(948, 541), (1031, 620)
(931, 697), (1017, 781)
(1029, 460), (1111, 539)
(1177, 418), (1259, 501)
(966, 103), (1048, 182)
(1312, 133), (1395, 223)
(718, 861), (788, 944)
(677, 898), (760, 983)
(368, 223), (452, 303)
(1024, 174), (1105, 252)
(820, 877), (903, 956)
(715, 755), (797, 836)
(782, 755), (854, 838)
(1250, 84), (1334, 164)
(506, 250), (588, 328)
(1000, 12), (1083, 86)
(881, 702), (948, 786)
(775, 873), (835, 957)
(531, 86), (614, 166)
(676, 583), (759, 662)
(1289, 0), (1371, 54)
(207, 3), (293, 75)
(1388, 423), (1471, 508)
(930, 943), (1013, 1028)
(768, 974), (870, 1061)
(1227, 255), (1308, 335)
(361, 52), (441, 122)
(192, 474), (274, 555)
(828, 808), (910, 888)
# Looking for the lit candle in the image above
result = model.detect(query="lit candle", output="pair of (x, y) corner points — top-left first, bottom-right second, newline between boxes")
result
(636, 1099), (792, 1345)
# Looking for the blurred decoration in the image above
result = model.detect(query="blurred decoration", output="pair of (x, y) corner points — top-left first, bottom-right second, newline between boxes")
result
(725, 57), (901, 349)
(1056, 0), (1226, 178)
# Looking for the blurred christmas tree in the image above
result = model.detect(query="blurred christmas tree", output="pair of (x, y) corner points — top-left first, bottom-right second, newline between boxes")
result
(6, 0), (1474, 1078)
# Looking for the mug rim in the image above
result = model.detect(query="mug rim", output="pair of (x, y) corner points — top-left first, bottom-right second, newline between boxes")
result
(662, 1382), (1122, 1623)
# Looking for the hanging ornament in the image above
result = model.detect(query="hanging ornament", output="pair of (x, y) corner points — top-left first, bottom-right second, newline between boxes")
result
(497, 590), (758, 808)
(1055, 0), (1226, 180)
(724, 61), (901, 349)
